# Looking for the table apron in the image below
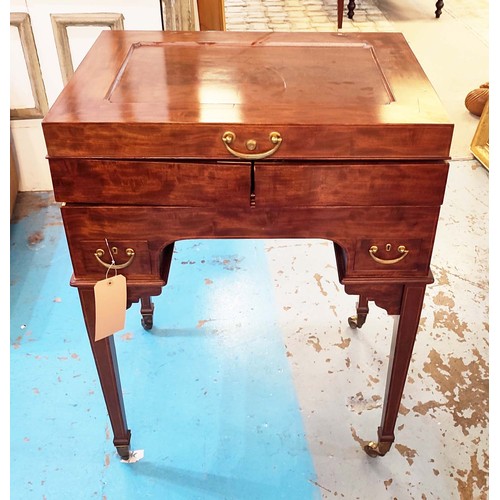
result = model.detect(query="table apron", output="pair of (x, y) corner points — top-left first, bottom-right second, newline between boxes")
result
(61, 204), (440, 281)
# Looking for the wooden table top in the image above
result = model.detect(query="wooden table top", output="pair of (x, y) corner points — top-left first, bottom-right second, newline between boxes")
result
(43, 31), (453, 160)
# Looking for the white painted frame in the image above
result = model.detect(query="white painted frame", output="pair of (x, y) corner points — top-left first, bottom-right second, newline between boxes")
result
(51, 12), (125, 85)
(10, 12), (49, 120)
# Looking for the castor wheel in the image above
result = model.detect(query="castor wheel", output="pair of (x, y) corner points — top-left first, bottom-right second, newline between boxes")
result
(114, 430), (132, 460)
(348, 313), (367, 329)
(141, 315), (153, 330)
(364, 441), (392, 457)
(116, 444), (131, 460)
(140, 297), (154, 330)
(348, 314), (360, 329)
(348, 297), (369, 329)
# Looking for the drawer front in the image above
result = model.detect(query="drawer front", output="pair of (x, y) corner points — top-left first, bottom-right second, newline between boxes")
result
(353, 238), (426, 273)
(49, 159), (251, 206)
(255, 162), (448, 207)
(62, 204), (440, 284)
(72, 239), (153, 279)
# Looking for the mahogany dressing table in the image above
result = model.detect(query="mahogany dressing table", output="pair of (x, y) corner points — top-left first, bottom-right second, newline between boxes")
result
(42, 31), (453, 460)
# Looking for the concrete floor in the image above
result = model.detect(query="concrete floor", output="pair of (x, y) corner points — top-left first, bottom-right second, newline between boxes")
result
(10, 1), (489, 499)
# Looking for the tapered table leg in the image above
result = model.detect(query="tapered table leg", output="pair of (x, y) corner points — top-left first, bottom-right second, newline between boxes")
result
(78, 288), (131, 459)
(364, 283), (426, 457)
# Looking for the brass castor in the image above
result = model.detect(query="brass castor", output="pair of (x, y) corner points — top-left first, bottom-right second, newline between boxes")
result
(116, 444), (131, 460)
(114, 430), (132, 460)
(348, 314), (367, 329)
(364, 441), (392, 457)
(348, 315), (359, 328)
(140, 297), (154, 330)
(141, 315), (153, 330)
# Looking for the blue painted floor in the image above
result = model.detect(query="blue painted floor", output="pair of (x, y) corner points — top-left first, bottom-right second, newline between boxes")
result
(10, 158), (490, 500)
(10, 193), (319, 499)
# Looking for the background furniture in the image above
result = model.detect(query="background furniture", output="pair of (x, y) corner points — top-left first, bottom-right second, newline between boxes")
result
(345, 1), (445, 25)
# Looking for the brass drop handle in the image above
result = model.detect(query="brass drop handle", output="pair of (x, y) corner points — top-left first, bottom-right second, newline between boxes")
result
(369, 245), (409, 265)
(94, 247), (135, 270)
(222, 131), (282, 160)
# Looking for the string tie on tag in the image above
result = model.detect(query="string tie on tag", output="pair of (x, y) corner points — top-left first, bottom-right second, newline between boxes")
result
(104, 238), (118, 279)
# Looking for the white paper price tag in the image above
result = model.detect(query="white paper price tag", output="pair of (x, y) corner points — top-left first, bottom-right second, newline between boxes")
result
(94, 274), (127, 341)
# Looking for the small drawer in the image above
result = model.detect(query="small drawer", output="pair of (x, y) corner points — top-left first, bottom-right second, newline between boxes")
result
(74, 239), (152, 279)
(353, 239), (425, 272)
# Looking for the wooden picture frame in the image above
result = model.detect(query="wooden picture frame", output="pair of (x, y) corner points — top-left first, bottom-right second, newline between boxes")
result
(470, 99), (489, 171)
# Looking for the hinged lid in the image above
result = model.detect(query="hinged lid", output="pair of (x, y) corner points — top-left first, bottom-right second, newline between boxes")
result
(43, 31), (453, 160)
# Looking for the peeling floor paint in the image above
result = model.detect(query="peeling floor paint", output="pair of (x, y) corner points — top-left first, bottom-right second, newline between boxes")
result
(422, 348), (488, 434)
(264, 160), (489, 498)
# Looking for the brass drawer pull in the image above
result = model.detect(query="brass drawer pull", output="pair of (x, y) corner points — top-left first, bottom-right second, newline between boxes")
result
(95, 248), (135, 270)
(369, 245), (409, 265)
(222, 131), (282, 160)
